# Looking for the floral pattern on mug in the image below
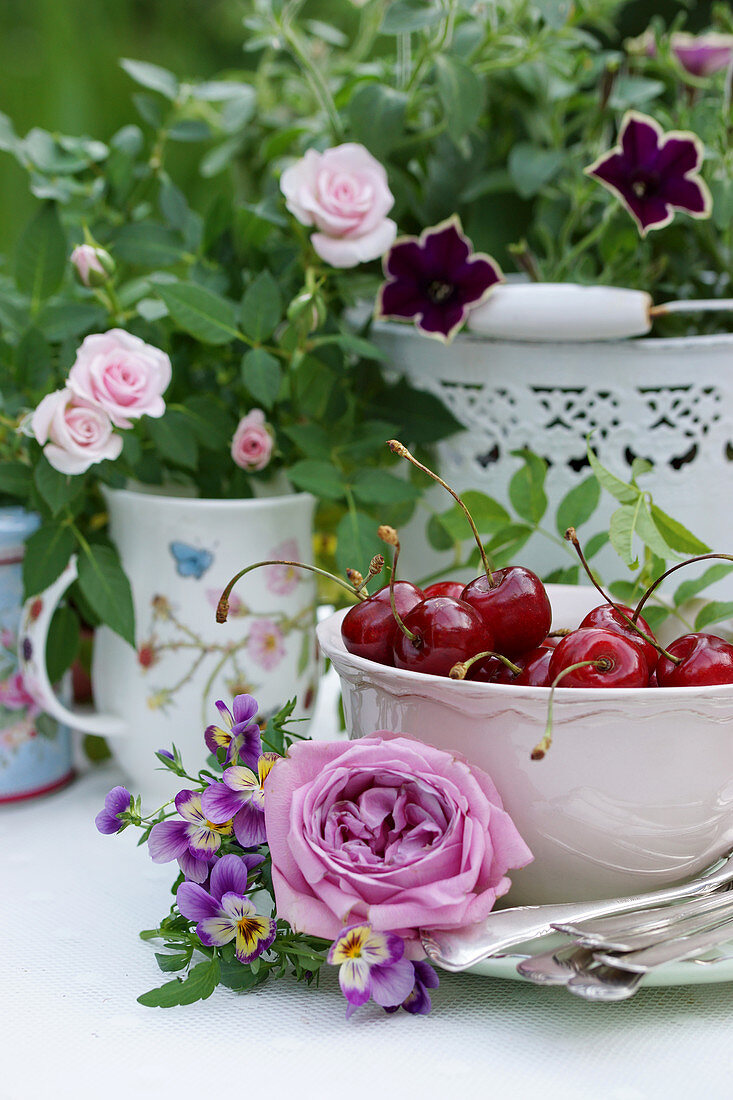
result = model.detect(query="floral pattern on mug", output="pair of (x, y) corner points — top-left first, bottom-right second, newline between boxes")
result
(246, 620), (286, 671)
(266, 541), (301, 596)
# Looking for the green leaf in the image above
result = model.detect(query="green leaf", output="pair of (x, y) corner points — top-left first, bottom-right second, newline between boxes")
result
(586, 442), (639, 505)
(313, 332), (385, 361)
(694, 601), (733, 632)
(120, 58), (179, 100)
(508, 143), (565, 200)
(351, 469), (420, 505)
(147, 410), (199, 470)
(639, 604), (670, 634)
(46, 606), (80, 682)
(434, 55), (483, 139)
(649, 505), (709, 556)
(483, 523), (534, 567)
(381, 1), (443, 33)
(379, 381), (462, 444)
(543, 565), (579, 585)
(114, 223), (185, 268)
(167, 119), (211, 142)
(288, 461), (346, 500)
(436, 492), (510, 544)
(155, 952), (190, 973)
(241, 348), (282, 409)
(0, 463), (32, 499)
(76, 543), (135, 647)
(609, 76), (666, 110)
(16, 328), (53, 391)
(426, 513), (454, 551)
(336, 510), (383, 580)
(608, 502), (642, 568)
(23, 524), (75, 597)
(182, 396), (233, 450)
(348, 84), (407, 158)
(137, 958), (220, 1008)
(674, 564), (733, 607)
(240, 271), (282, 342)
(508, 450), (547, 524)
(15, 203), (67, 309)
(585, 530), (610, 559)
(555, 476), (601, 537)
(532, 0), (572, 27)
(282, 423), (332, 460)
(632, 501), (679, 561)
(36, 302), (106, 341)
(33, 457), (83, 516)
(155, 282), (240, 345)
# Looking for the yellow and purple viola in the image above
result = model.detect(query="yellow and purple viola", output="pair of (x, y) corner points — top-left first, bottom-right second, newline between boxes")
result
(204, 693), (262, 768)
(148, 789), (234, 882)
(585, 110), (712, 236)
(327, 922), (415, 1018)
(94, 785), (131, 834)
(177, 853), (276, 964)
(200, 751), (279, 847)
(376, 216), (503, 343)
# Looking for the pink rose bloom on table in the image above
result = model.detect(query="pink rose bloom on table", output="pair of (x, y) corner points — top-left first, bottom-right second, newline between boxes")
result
(231, 409), (273, 471)
(30, 389), (122, 475)
(265, 733), (532, 957)
(280, 143), (397, 268)
(67, 329), (171, 428)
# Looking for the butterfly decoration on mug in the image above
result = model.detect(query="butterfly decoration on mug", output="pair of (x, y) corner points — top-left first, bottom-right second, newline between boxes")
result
(169, 542), (214, 580)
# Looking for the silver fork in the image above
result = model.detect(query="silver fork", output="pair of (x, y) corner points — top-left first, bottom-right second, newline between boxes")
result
(421, 850), (733, 971)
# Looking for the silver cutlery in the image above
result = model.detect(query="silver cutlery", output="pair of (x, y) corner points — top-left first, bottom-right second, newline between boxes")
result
(594, 912), (733, 973)
(421, 850), (733, 971)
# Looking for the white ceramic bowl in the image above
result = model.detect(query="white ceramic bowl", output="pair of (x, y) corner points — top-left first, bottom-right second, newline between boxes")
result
(317, 584), (733, 906)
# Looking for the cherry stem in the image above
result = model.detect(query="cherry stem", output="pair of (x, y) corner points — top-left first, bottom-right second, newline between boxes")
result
(632, 553), (733, 623)
(388, 439), (494, 585)
(379, 529), (418, 643)
(564, 527), (681, 665)
(450, 651), (522, 680)
(531, 658), (607, 761)
(216, 560), (364, 623)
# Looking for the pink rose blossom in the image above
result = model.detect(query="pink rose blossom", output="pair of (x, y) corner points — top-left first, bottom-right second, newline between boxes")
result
(265, 733), (533, 957)
(246, 619), (286, 671)
(280, 143), (397, 268)
(31, 388), (123, 476)
(266, 540), (301, 595)
(67, 329), (171, 429)
(231, 409), (273, 472)
(70, 244), (113, 287)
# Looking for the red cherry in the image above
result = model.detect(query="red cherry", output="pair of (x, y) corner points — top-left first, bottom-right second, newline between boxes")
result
(580, 604), (659, 674)
(341, 581), (424, 665)
(656, 633), (733, 687)
(542, 634), (564, 649)
(467, 646), (553, 686)
(461, 567), (552, 657)
(393, 596), (493, 677)
(423, 581), (466, 600)
(515, 646), (554, 687)
(548, 628), (649, 688)
(467, 655), (514, 683)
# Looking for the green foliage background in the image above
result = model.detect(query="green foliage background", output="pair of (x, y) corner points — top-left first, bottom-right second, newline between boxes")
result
(0, 0), (715, 255)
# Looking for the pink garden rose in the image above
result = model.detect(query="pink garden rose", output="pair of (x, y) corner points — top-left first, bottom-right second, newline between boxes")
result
(231, 409), (273, 471)
(280, 143), (397, 268)
(67, 329), (171, 429)
(264, 733), (532, 957)
(31, 389), (122, 475)
(70, 244), (113, 287)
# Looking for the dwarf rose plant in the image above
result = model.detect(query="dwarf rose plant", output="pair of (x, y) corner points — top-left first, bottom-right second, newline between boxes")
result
(96, 692), (532, 1016)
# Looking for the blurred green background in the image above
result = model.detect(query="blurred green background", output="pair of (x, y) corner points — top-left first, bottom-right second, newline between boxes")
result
(0, 0), (715, 254)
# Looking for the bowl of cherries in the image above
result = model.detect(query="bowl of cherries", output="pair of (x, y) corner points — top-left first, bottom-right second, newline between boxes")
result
(315, 444), (733, 907)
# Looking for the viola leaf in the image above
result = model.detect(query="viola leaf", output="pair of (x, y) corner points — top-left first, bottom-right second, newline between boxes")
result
(137, 957), (220, 1007)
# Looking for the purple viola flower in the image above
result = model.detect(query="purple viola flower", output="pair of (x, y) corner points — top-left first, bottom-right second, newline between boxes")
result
(672, 32), (733, 78)
(384, 960), (440, 1016)
(376, 216), (503, 343)
(147, 789), (234, 883)
(327, 923), (415, 1019)
(177, 853), (276, 964)
(200, 753), (279, 848)
(204, 694), (262, 768)
(95, 785), (131, 834)
(585, 110), (712, 236)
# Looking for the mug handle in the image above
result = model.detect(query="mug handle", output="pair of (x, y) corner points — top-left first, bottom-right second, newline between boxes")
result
(19, 555), (127, 737)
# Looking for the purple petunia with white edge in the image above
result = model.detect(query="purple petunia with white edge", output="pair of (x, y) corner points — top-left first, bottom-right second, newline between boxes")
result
(375, 216), (503, 343)
(177, 853), (276, 964)
(327, 922), (415, 1018)
(584, 110), (712, 236)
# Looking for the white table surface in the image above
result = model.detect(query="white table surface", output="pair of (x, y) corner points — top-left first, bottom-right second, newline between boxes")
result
(4, 680), (733, 1100)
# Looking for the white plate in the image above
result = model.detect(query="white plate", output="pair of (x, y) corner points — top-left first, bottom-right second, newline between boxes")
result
(463, 933), (733, 986)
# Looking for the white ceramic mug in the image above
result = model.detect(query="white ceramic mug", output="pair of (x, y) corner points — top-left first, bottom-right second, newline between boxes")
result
(317, 584), (733, 906)
(20, 488), (319, 800)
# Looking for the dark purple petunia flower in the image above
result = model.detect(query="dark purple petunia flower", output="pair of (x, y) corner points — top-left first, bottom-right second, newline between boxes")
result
(376, 216), (503, 343)
(204, 694), (262, 768)
(671, 33), (733, 78)
(95, 785), (132, 834)
(585, 110), (712, 236)
(384, 960), (440, 1016)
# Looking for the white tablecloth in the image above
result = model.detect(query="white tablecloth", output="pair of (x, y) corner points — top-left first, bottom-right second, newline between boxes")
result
(4, 682), (733, 1100)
